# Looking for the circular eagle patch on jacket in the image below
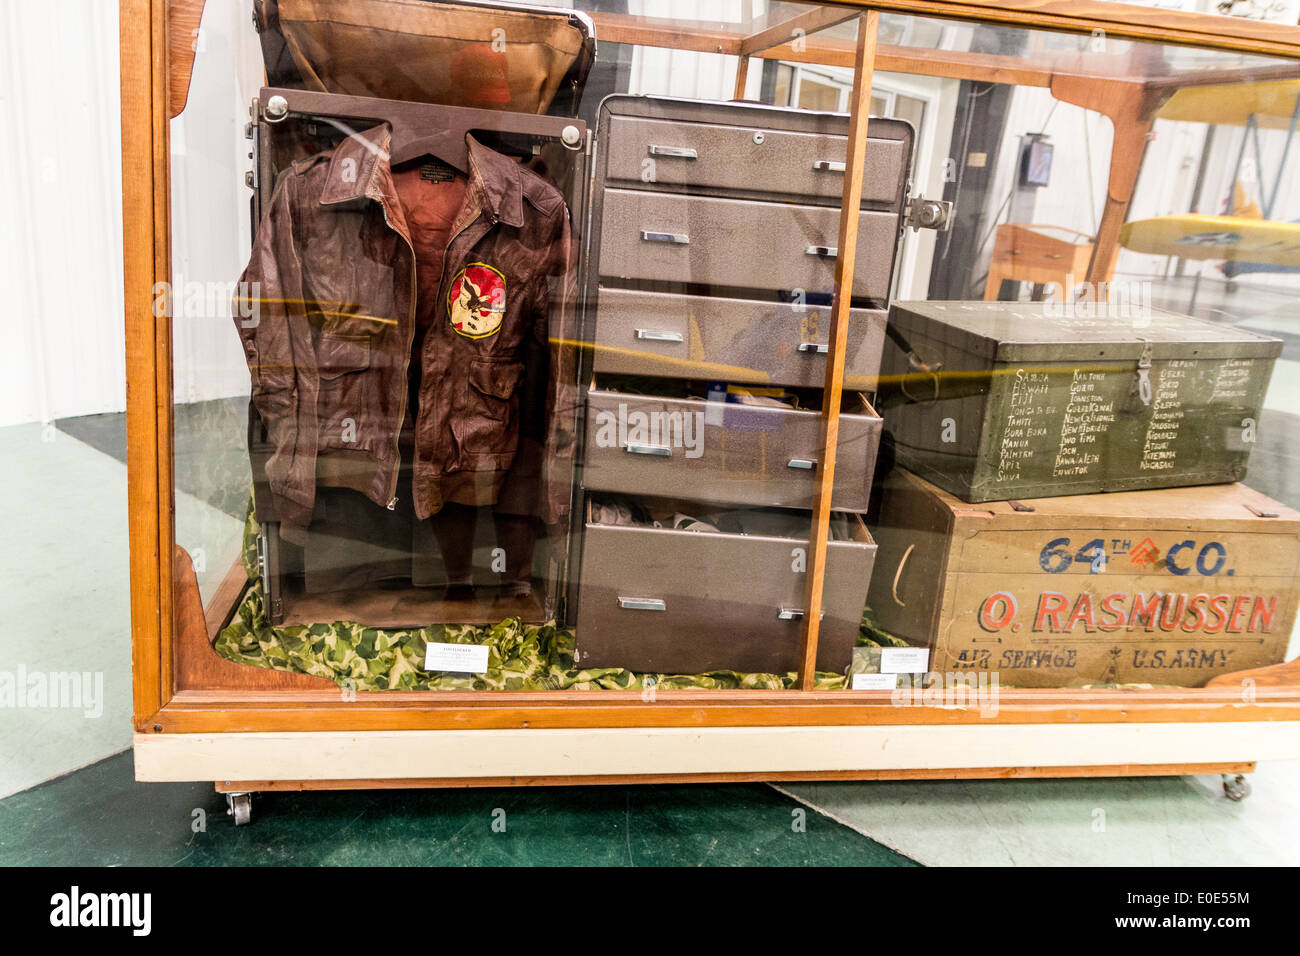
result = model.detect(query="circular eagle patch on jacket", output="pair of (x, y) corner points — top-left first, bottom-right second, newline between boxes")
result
(448, 263), (507, 339)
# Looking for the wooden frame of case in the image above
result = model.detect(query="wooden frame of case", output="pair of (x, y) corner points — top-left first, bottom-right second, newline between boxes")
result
(126, 0), (1300, 788)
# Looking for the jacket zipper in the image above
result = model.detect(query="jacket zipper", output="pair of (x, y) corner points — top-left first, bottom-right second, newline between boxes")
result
(425, 206), (491, 484)
(383, 206), (417, 511)
(434, 210), (490, 333)
(387, 198), (490, 512)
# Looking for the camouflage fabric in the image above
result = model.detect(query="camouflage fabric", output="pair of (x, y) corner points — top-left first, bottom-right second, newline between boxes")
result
(239, 499), (260, 580)
(214, 497), (879, 692)
(859, 609), (911, 648)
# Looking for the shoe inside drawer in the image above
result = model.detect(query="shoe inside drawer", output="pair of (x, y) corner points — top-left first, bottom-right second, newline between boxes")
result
(576, 495), (876, 675)
(581, 375), (881, 512)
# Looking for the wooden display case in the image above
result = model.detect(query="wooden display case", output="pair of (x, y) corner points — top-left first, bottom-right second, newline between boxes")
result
(125, 0), (1300, 802)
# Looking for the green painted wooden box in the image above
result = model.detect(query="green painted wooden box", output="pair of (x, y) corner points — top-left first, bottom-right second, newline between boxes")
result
(877, 301), (1282, 503)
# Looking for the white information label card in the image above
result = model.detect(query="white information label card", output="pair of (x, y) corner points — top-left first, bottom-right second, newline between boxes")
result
(879, 647), (930, 674)
(424, 642), (490, 674)
(851, 673), (899, 690)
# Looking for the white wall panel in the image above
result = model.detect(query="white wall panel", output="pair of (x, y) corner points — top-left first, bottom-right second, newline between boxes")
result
(0, 0), (124, 427)
(0, 0), (265, 428)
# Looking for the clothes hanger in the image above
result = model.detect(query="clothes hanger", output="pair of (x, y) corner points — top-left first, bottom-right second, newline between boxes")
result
(389, 125), (472, 172)
(259, 87), (585, 174)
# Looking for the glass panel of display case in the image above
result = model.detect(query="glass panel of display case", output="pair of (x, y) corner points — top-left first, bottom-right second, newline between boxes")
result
(164, 0), (1300, 698)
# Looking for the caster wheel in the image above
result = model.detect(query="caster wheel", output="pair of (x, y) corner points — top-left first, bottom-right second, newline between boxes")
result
(1222, 774), (1251, 802)
(226, 792), (253, 826)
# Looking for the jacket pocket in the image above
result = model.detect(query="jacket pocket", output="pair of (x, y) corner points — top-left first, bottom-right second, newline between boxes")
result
(468, 359), (525, 413)
(317, 332), (372, 379)
(453, 358), (526, 460)
(316, 332), (375, 452)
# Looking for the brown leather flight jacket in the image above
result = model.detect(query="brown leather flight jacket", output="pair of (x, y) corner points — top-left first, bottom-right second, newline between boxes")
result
(235, 127), (577, 537)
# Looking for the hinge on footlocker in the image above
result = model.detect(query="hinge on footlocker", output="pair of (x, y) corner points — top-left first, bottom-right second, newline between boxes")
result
(904, 196), (954, 232)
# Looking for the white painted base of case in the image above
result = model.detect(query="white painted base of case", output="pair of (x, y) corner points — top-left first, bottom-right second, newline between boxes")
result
(133, 721), (1300, 783)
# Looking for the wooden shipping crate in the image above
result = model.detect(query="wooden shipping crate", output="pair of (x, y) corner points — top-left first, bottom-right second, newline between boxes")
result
(867, 468), (1300, 688)
(878, 301), (1282, 502)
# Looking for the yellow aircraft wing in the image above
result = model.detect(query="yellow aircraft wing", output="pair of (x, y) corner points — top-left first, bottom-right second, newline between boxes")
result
(1119, 214), (1300, 265)
(1157, 79), (1300, 130)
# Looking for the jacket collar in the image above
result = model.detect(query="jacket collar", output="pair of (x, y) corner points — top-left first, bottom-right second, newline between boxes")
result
(318, 123), (525, 230)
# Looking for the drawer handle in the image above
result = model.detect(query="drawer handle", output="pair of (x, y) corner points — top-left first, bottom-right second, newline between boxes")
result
(798, 343), (829, 355)
(787, 458), (817, 471)
(635, 329), (685, 343)
(643, 230), (690, 245)
(813, 160), (846, 173)
(806, 245), (838, 258)
(624, 442), (672, 457)
(618, 597), (667, 612)
(649, 145), (698, 159)
(777, 607), (825, 621)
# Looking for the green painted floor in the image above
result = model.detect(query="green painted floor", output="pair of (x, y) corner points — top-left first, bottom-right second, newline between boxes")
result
(0, 752), (918, 867)
(0, 423), (244, 799)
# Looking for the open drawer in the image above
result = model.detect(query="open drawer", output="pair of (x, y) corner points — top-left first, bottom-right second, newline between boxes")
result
(575, 497), (875, 674)
(581, 377), (881, 513)
(590, 286), (887, 389)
